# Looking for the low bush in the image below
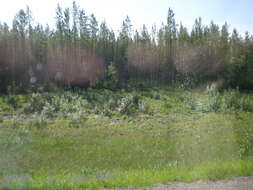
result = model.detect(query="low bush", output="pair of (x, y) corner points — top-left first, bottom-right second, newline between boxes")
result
(208, 90), (253, 112)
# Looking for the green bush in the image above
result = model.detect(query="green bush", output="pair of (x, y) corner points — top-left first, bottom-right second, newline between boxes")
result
(118, 95), (140, 115)
(209, 92), (223, 112)
(4, 94), (26, 109)
(69, 111), (87, 128)
(23, 93), (49, 113)
(92, 64), (119, 90)
(117, 95), (151, 115)
(208, 90), (253, 112)
(226, 46), (253, 90)
(22, 92), (89, 117)
(141, 90), (161, 100)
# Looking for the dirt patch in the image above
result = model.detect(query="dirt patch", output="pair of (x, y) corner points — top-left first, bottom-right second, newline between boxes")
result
(116, 177), (253, 190)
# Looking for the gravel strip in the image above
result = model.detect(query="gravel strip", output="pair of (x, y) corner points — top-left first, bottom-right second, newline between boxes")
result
(114, 177), (253, 190)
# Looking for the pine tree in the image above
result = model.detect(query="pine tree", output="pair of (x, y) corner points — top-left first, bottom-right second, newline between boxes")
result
(140, 24), (151, 44)
(191, 17), (203, 44)
(63, 8), (71, 45)
(220, 22), (229, 50)
(98, 21), (110, 63)
(115, 16), (133, 81)
(162, 8), (177, 84)
(79, 9), (89, 48)
(89, 14), (98, 52)
(178, 23), (189, 46)
(120, 16), (132, 40)
(55, 4), (64, 45)
(72, 1), (79, 45)
(231, 29), (241, 58)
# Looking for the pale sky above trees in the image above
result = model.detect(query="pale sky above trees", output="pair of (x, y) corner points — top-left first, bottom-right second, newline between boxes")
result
(0, 0), (252, 34)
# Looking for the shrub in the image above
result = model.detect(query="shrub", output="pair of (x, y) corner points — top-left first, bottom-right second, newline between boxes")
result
(23, 93), (48, 113)
(117, 95), (141, 115)
(141, 90), (161, 100)
(22, 92), (89, 117)
(92, 64), (119, 90)
(69, 111), (87, 128)
(28, 116), (48, 129)
(4, 94), (26, 109)
(225, 46), (253, 90)
(209, 92), (223, 112)
(208, 90), (253, 112)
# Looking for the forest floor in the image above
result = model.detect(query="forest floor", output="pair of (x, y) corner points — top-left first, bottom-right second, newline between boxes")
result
(0, 86), (253, 189)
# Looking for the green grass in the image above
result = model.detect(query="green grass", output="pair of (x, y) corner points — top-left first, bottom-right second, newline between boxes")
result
(4, 160), (253, 190)
(0, 87), (253, 189)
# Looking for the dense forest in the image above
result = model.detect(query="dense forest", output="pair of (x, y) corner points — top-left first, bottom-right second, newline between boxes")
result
(0, 1), (253, 93)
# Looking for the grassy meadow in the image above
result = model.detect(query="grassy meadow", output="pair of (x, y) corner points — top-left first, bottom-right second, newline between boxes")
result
(0, 86), (253, 189)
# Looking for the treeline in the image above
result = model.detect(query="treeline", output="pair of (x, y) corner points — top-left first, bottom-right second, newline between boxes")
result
(0, 1), (253, 92)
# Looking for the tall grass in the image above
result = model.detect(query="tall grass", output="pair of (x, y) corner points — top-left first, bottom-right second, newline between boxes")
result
(0, 88), (253, 189)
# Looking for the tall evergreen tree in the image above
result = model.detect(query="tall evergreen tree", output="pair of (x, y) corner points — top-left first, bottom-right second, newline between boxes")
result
(89, 14), (98, 52)
(231, 29), (241, 58)
(72, 1), (79, 45)
(55, 4), (64, 45)
(140, 24), (151, 43)
(63, 8), (71, 44)
(79, 9), (89, 48)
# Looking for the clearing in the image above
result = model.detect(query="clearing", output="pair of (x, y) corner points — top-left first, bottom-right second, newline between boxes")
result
(0, 87), (253, 189)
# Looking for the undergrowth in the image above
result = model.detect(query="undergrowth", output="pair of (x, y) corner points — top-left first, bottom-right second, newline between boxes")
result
(0, 87), (253, 189)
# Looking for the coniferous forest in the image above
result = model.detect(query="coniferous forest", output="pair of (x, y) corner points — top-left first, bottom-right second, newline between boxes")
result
(1, 1), (253, 190)
(0, 1), (253, 92)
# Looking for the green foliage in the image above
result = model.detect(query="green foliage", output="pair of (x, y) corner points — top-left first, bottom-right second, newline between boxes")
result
(4, 95), (22, 110)
(226, 46), (253, 90)
(3, 160), (253, 190)
(0, 2), (253, 91)
(118, 95), (141, 115)
(21, 92), (88, 118)
(233, 113), (253, 157)
(87, 90), (151, 116)
(174, 74), (200, 89)
(228, 55), (253, 90)
(0, 88), (253, 189)
(1, 88), (154, 119)
(68, 111), (87, 128)
(23, 93), (48, 113)
(107, 64), (119, 87)
(141, 90), (161, 100)
(209, 92), (223, 111)
(92, 64), (119, 90)
(27, 116), (48, 129)
(208, 90), (253, 112)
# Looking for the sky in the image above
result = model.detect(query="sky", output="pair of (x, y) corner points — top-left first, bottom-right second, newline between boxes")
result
(0, 0), (252, 35)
